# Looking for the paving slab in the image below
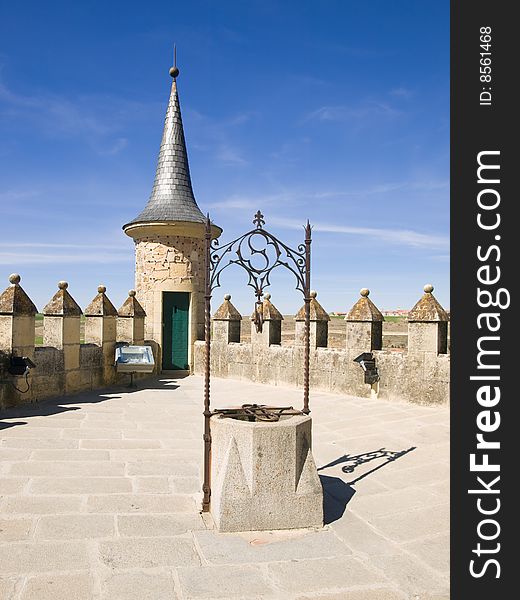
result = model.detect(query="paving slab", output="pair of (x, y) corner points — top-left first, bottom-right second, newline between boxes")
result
(34, 514), (115, 540)
(194, 528), (351, 564)
(266, 556), (386, 594)
(20, 573), (94, 600)
(117, 513), (205, 537)
(101, 570), (178, 600)
(86, 493), (195, 513)
(0, 518), (33, 542)
(0, 541), (90, 574)
(177, 564), (276, 598)
(1, 496), (82, 515)
(295, 591), (407, 600)
(97, 536), (200, 569)
(0, 577), (18, 599)
(29, 476), (132, 495)
(0, 374), (449, 598)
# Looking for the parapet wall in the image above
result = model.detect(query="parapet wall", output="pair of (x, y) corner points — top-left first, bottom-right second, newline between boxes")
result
(193, 342), (449, 405)
(0, 276), (158, 410)
(193, 287), (450, 406)
(0, 274), (450, 410)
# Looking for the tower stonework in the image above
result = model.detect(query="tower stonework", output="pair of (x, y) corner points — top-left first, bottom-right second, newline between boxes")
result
(133, 233), (205, 344)
(123, 62), (221, 371)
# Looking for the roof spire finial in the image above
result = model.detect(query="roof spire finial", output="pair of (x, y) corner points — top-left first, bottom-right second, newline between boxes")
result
(169, 44), (179, 79)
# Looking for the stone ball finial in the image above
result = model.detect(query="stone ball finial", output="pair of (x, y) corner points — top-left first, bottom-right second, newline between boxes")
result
(169, 66), (180, 78)
(128, 290), (136, 297)
(8, 273), (21, 285)
(360, 288), (370, 297)
(58, 281), (68, 290)
(310, 290), (317, 298)
(424, 284), (434, 294)
(98, 285), (106, 294)
(224, 294), (231, 301)
(264, 293), (271, 301)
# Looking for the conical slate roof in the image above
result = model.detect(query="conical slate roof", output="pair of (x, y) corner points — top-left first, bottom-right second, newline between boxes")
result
(123, 69), (205, 228)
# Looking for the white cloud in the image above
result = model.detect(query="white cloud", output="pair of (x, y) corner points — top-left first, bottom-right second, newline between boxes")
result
(215, 144), (248, 166)
(390, 87), (414, 99)
(0, 241), (130, 265)
(0, 75), (155, 154)
(207, 192), (294, 211)
(0, 252), (130, 265)
(269, 217), (449, 250)
(305, 101), (402, 123)
(312, 179), (449, 199)
(0, 242), (127, 249)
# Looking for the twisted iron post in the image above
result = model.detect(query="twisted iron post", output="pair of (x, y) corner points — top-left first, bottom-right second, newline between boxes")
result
(202, 215), (212, 512)
(303, 220), (312, 414)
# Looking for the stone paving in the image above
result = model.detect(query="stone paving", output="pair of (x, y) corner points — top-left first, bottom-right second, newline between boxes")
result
(0, 375), (449, 599)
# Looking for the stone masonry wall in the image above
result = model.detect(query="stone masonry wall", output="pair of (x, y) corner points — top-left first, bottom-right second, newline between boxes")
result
(0, 277), (158, 411)
(0, 343), (158, 410)
(134, 235), (205, 368)
(193, 341), (449, 406)
(193, 287), (450, 406)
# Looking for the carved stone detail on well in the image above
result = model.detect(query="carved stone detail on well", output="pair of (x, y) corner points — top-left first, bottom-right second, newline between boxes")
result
(210, 413), (323, 532)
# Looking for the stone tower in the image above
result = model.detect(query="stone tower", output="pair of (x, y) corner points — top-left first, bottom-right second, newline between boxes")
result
(123, 60), (221, 371)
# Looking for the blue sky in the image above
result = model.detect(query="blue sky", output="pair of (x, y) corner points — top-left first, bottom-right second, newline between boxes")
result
(0, 0), (449, 314)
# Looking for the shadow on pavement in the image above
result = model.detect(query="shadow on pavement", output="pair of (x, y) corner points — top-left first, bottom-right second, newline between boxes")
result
(318, 446), (416, 524)
(0, 376), (183, 428)
(320, 474), (356, 524)
(318, 447), (416, 484)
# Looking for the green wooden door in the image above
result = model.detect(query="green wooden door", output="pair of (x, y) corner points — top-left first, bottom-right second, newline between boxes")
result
(162, 292), (190, 370)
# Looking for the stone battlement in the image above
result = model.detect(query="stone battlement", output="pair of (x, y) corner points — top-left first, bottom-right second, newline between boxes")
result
(1, 273), (449, 409)
(0, 275), (158, 410)
(193, 286), (450, 405)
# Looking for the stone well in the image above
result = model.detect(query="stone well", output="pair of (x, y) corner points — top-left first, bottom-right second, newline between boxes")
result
(210, 413), (323, 532)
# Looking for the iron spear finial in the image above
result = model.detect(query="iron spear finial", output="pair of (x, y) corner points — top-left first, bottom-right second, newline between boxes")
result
(169, 44), (179, 78)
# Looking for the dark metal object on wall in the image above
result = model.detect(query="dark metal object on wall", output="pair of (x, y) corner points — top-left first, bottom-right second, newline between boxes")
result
(8, 356), (36, 377)
(353, 352), (380, 385)
(202, 211), (312, 512)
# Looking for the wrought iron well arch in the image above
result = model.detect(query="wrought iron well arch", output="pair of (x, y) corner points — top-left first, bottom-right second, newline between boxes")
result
(202, 211), (312, 512)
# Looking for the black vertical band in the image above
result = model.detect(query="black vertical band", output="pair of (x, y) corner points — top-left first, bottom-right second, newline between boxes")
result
(451, 1), (514, 596)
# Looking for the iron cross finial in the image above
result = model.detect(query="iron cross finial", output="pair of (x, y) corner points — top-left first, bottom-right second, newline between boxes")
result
(253, 210), (265, 229)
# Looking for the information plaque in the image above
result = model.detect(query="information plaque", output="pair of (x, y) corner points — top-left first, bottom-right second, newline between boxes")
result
(115, 346), (155, 373)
